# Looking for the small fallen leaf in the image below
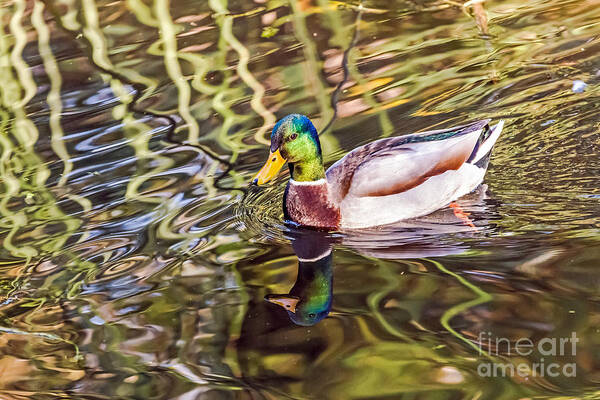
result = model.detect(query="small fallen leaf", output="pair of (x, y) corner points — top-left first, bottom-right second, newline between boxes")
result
(261, 26), (279, 38)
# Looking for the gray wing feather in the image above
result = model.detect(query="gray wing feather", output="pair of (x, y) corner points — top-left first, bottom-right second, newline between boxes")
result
(326, 120), (490, 203)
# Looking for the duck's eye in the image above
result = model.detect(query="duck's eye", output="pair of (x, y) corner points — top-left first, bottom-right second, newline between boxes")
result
(308, 313), (316, 318)
(289, 133), (298, 141)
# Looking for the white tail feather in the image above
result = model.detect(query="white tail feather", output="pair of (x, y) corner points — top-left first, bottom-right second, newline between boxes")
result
(472, 120), (504, 163)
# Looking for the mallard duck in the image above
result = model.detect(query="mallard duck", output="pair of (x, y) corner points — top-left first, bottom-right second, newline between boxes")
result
(253, 114), (504, 229)
(265, 231), (333, 326)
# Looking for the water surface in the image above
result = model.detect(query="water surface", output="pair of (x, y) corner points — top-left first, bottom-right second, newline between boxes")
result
(0, 0), (599, 398)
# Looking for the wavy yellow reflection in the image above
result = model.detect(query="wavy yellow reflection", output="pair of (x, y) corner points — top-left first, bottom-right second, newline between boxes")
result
(79, 0), (172, 205)
(32, 2), (72, 187)
(210, 0), (274, 146)
(208, 0), (260, 171)
(154, 0), (201, 144)
(9, 0), (37, 110)
(288, 0), (344, 153)
(321, 0), (393, 136)
(0, 5), (82, 262)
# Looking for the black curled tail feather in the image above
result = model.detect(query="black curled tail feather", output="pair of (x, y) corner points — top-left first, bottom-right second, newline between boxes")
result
(466, 123), (492, 164)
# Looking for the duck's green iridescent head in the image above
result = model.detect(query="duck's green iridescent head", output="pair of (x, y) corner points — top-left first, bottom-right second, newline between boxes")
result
(252, 114), (324, 184)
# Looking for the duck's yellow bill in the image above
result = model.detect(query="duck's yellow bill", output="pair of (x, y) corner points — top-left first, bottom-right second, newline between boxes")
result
(265, 294), (299, 313)
(252, 149), (286, 185)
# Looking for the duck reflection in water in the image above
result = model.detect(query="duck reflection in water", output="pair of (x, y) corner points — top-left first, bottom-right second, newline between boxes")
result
(264, 185), (495, 326)
(265, 230), (333, 326)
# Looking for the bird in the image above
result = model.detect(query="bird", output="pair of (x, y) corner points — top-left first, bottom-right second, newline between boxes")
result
(265, 230), (333, 326)
(252, 114), (504, 229)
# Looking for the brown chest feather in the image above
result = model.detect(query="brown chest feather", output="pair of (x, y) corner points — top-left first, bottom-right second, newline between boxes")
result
(285, 182), (341, 229)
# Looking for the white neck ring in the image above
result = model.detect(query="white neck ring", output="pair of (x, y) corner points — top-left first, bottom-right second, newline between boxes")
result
(289, 178), (327, 186)
(298, 249), (332, 262)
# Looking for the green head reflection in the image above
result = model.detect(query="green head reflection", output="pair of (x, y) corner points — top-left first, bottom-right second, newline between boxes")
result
(265, 230), (333, 326)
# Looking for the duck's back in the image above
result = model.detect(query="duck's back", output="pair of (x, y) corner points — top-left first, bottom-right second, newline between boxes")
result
(325, 120), (504, 228)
